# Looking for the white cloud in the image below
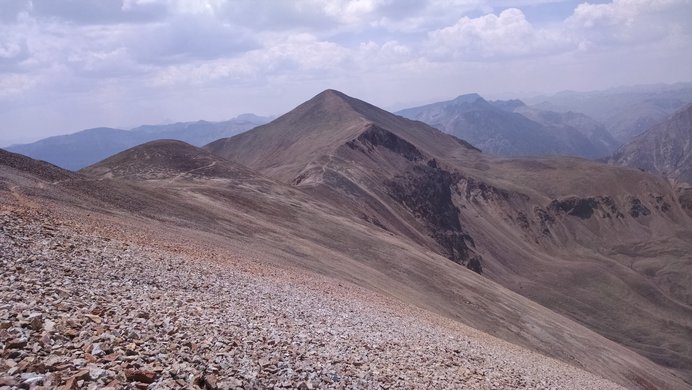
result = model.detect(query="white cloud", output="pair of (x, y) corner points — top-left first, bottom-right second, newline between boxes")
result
(0, 73), (36, 97)
(149, 33), (350, 87)
(428, 8), (570, 60)
(567, 0), (692, 46)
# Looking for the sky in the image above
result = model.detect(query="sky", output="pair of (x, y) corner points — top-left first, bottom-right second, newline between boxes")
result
(1, 0), (691, 146)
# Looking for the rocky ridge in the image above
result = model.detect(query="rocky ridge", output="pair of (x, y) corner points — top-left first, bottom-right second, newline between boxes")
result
(0, 202), (623, 389)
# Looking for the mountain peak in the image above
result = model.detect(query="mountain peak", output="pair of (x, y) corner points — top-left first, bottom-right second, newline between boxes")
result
(490, 99), (527, 112)
(452, 93), (486, 104)
(317, 88), (346, 97)
(206, 90), (479, 182)
(303, 89), (359, 112)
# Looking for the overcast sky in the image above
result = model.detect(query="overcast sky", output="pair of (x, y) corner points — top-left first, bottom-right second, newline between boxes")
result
(1, 0), (691, 146)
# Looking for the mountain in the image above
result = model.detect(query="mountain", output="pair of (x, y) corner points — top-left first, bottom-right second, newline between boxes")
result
(5, 127), (141, 172)
(2, 146), (639, 389)
(82, 139), (259, 182)
(396, 93), (615, 158)
(528, 83), (692, 143)
(3, 90), (692, 388)
(129, 114), (271, 146)
(5, 115), (269, 171)
(207, 90), (692, 387)
(610, 103), (692, 184)
(207, 89), (478, 182)
(2, 139), (685, 389)
(511, 105), (619, 158)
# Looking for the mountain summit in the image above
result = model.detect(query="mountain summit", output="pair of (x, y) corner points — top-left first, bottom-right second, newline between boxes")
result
(205, 89), (478, 182)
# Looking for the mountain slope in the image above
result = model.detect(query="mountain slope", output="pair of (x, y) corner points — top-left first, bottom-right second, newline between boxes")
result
(511, 105), (619, 158)
(397, 94), (613, 158)
(206, 89), (692, 388)
(610, 103), (692, 184)
(81, 139), (258, 181)
(4, 144), (687, 389)
(6, 116), (268, 171)
(2, 147), (636, 389)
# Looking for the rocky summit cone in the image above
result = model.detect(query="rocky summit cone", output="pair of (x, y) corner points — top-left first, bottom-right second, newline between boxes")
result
(205, 89), (478, 182)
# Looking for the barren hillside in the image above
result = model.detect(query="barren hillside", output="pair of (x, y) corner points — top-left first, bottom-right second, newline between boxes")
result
(206, 90), (692, 387)
(2, 144), (687, 388)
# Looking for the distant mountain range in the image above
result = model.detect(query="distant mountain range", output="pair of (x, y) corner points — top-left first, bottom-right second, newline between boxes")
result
(7, 83), (692, 171)
(397, 93), (618, 159)
(610, 103), (692, 185)
(528, 82), (692, 142)
(5, 114), (270, 171)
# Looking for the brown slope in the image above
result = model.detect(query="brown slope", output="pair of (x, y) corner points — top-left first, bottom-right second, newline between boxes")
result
(0, 147), (77, 185)
(5, 141), (688, 389)
(330, 123), (692, 385)
(81, 139), (258, 181)
(205, 89), (478, 183)
(204, 90), (692, 388)
(610, 103), (692, 184)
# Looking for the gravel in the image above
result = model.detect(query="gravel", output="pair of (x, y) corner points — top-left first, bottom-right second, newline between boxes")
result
(0, 206), (623, 389)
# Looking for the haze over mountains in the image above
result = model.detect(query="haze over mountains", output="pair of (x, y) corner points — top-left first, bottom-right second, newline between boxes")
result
(5, 115), (269, 171)
(3, 89), (692, 389)
(397, 93), (618, 158)
(528, 83), (692, 142)
(13, 83), (692, 173)
(610, 103), (692, 185)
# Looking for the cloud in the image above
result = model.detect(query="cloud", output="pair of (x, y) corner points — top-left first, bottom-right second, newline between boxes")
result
(567, 0), (692, 47)
(0, 73), (37, 97)
(30, 0), (167, 25)
(428, 8), (570, 60)
(0, 35), (29, 70)
(149, 33), (350, 87)
(0, 0), (31, 22)
(128, 15), (259, 65)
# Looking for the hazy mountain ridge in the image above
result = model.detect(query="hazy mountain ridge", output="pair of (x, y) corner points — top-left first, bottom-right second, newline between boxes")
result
(6, 115), (270, 171)
(610, 103), (692, 184)
(512, 105), (619, 158)
(397, 93), (616, 159)
(528, 83), (692, 142)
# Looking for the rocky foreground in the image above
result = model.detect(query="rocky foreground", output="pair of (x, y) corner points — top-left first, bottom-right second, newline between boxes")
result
(0, 204), (622, 389)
